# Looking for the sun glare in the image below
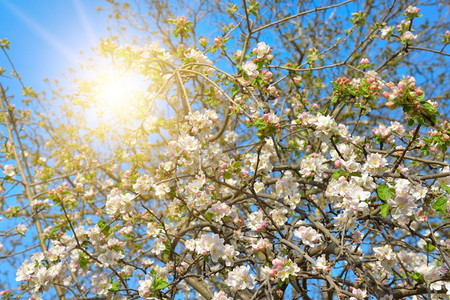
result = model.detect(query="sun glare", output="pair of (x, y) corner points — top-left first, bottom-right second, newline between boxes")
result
(80, 61), (148, 128)
(96, 68), (143, 112)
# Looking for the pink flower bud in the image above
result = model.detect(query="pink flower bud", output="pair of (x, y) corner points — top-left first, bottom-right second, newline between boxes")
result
(385, 101), (396, 109)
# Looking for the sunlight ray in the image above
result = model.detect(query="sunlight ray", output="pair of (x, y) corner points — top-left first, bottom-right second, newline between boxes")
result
(1, 0), (79, 64)
(72, 0), (98, 47)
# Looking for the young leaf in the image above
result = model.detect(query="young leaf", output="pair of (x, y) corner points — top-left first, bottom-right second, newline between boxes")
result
(109, 281), (119, 292)
(381, 202), (390, 218)
(433, 196), (447, 212)
(441, 184), (450, 194)
(377, 184), (394, 201)
(153, 279), (169, 290)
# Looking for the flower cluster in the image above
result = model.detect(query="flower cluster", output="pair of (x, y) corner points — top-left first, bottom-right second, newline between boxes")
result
(225, 265), (256, 291)
(186, 234), (237, 265)
(262, 257), (301, 281)
(294, 226), (323, 246)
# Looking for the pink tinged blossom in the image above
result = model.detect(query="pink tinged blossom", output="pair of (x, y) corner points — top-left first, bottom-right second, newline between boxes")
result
(247, 210), (267, 232)
(47, 245), (67, 262)
(153, 182), (170, 200)
(364, 153), (387, 175)
(300, 153), (326, 177)
(313, 114), (337, 138)
(225, 265), (256, 291)
(2, 164), (16, 177)
(212, 291), (233, 300)
(35, 266), (48, 287)
(278, 261), (300, 281)
(270, 208), (288, 226)
(359, 58), (370, 65)
(133, 174), (153, 194)
(209, 238), (226, 263)
(251, 238), (272, 253)
(151, 238), (167, 255)
(294, 226), (322, 246)
(146, 222), (162, 238)
(405, 6), (420, 15)
(16, 224), (28, 235)
(16, 260), (34, 282)
(372, 124), (392, 140)
(412, 185), (428, 200)
(185, 110), (219, 133)
(380, 26), (393, 39)
(276, 171), (298, 199)
(415, 263), (440, 284)
(242, 61), (259, 77)
(293, 76), (302, 84)
(105, 189), (135, 217)
(99, 249), (124, 267)
(263, 112), (279, 124)
(268, 257), (300, 280)
(342, 159), (361, 173)
(223, 244), (238, 266)
(254, 42), (271, 58)
(401, 31), (417, 42)
(388, 195), (417, 222)
(138, 275), (155, 298)
(389, 121), (405, 135)
(337, 124), (350, 139)
(195, 234), (226, 263)
(374, 244), (397, 270)
(315, 255), (331, 272)
(345, 187), (370, 213)
(266, 85), (278, 96)
(350, 287), (367, 300)
(208, 202), (231, 222)
(91, 273), (112, 296)
(184, 48), (212, 65)
(185, 239), (197, 251)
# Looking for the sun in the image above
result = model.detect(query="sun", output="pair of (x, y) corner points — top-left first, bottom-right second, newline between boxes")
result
(95, 67), (143, 112)
(77, 59), (148, 129)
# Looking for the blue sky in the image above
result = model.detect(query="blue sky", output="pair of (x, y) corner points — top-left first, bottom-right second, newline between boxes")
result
(0, 0), (111, 291)
(0, 0), (110, 92)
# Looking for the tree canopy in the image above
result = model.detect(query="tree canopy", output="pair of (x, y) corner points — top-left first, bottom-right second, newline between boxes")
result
(1, 0), (450, 299)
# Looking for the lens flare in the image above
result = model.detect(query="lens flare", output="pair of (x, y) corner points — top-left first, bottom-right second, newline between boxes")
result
(94, 67), (144, 112)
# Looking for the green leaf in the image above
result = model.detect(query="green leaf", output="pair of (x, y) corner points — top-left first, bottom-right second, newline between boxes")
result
(109, 281), (119, 292)
(377, 184), (394, 201)
(411, 272), (424, 283)
(380, 202), (390, 218)
(421, 101), (435, 113)
(79, 251), (89, 268)
(441, 184), (450, 194)
(425, 243), (436, 252)
(407, 118), (415, 126)
(433, 196), (447, 212)
(153, 280), (169, 290)
(332, 171), (342, 178)
(98, 220), (107, 230)
(205, 212), (213, 221)
(98, 220), (110, 235)
(231, 85), (239, 96)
